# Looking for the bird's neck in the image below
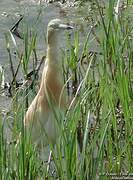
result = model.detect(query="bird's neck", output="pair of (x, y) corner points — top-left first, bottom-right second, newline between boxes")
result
(38, 45), (65, 107)
(47, 46), (60, 67)
(46, 31), (61, 67)
(38, 31), (67, 108)
(45, 42), (63, 85)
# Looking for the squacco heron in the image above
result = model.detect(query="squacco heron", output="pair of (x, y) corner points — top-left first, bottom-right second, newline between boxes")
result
(24, 19), (73, 150)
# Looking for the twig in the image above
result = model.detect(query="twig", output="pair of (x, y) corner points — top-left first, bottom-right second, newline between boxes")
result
(5, 33), (15, 80)
(10, 16), (23, 39)
(45, 150), (52, 179)
(11, 53), (23, 85)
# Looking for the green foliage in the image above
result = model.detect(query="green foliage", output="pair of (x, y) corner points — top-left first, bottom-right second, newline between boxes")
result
(0, 0), (133, 179)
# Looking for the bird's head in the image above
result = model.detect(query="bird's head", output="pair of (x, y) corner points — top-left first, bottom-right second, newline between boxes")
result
(47, 19), (73, 45)
(48, 18), (73, 31)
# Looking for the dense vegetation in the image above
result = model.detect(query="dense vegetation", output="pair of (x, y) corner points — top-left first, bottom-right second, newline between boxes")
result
(0, 0), (133, 179)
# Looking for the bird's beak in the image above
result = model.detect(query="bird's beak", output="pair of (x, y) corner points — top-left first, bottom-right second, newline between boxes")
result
(59, 23), (74, 30)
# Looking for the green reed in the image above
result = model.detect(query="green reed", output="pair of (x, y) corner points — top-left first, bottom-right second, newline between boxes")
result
(0, 0), (133, 179)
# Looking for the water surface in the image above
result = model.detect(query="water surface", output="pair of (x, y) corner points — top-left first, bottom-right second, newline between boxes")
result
(0, 0), (95, 111)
